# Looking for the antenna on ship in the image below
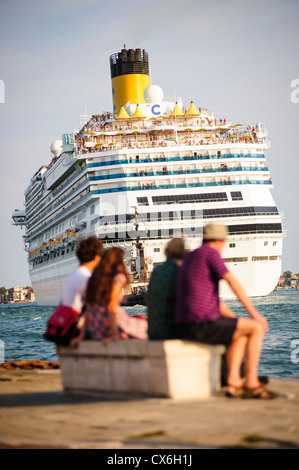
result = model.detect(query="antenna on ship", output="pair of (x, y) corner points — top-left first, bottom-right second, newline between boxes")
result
(130, 206), (147, 283)
(78, 107), (91, 128)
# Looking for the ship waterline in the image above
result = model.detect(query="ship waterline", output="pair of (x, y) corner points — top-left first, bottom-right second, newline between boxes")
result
(12, 47), (283, 305)
(30, 243), (282, 306)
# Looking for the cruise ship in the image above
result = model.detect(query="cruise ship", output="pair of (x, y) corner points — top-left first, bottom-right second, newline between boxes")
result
(12, 47), (283, 306)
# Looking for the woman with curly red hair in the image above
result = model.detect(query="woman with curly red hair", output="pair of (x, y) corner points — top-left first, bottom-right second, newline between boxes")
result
(80, 246), (148, 343)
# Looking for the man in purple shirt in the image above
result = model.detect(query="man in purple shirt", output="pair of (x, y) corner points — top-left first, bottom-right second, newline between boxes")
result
(175, 223), (275, 399)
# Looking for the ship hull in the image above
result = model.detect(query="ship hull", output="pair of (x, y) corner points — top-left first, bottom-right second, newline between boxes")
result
(29, 255), (79, 307)
(219, 257), (282, 298)
(29, 234), (282, 306)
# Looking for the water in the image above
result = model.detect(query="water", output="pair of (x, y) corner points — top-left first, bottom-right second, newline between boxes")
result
(226, 290), (299, 378)
(0, 290), (298, 378)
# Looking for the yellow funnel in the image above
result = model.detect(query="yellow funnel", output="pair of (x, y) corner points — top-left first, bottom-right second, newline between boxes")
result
(110, 48), (150, 114)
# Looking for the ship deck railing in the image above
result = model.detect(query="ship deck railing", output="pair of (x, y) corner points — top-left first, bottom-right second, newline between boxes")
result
(76, 138), (269, 155)
(80, 115), (258, 133)
(78, 112), (225, 131)
(26, 177), (90, 223)
(25, 191), (91, 241)
(84, 153), (266, 169)
(122, 211), (282, 224)
(88, 167), (269, 182)
(91, 179), (272, 195)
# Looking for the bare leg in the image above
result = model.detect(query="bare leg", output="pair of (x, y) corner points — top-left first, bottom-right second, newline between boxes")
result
(230, 317), (265, 389)
(226, 334), (248, 388)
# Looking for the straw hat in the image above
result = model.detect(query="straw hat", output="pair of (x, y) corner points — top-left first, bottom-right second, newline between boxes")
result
(203, 223), (228, 241)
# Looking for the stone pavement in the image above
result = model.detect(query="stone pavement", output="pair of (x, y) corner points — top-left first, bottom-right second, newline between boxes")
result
(0, 369), (298, 449)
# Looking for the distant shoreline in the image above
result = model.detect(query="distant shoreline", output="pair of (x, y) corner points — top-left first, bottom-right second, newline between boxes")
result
(0, 300), (36, 305)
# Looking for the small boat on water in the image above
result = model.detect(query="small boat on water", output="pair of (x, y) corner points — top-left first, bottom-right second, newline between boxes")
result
(121, 283), (147, 307)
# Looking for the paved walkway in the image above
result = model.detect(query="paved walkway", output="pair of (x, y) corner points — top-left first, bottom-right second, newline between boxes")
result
(0, 370), (298, 449)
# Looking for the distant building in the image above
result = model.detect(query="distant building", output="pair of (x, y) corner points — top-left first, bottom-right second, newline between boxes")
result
(6, 287), (36, 302)
(290, 275), (298, 288)
(0, 293), (9, 303)
(7, 287), (22, 302)
(26, 290), (36, 302)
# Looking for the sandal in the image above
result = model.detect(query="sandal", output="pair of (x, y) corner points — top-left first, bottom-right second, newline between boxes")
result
(225, 384), (244, 398)
(242, 385), (277, 399)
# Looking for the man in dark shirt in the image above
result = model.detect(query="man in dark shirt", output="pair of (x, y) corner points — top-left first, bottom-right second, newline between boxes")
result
(147, 238), (185, 340)
(175, 223), (274, 399)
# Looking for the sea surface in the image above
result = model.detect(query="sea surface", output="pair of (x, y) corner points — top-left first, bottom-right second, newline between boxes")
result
(0, 290), (298, 378)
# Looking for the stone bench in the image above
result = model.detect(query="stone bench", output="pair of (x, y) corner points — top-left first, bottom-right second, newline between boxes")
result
(58, 340), (225, 399)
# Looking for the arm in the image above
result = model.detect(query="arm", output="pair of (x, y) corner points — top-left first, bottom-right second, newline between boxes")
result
(107, 276), (124, 335)
(222, 272), (268, 330)
(219, 301), (236, 318)
(104, 274), (128, 342)
(70, 314), (87, 348)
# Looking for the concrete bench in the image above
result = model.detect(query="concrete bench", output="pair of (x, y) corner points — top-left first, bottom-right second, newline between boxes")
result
(58, 340), (225, 399)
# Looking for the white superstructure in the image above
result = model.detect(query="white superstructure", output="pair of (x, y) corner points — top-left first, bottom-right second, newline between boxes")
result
(12, 48), (283, 306)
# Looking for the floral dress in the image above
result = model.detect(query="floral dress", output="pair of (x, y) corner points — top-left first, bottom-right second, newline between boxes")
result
(85, 273), (148, 340)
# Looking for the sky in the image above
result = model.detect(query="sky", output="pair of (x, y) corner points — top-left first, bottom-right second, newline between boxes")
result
(0, 0), (298, 288)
